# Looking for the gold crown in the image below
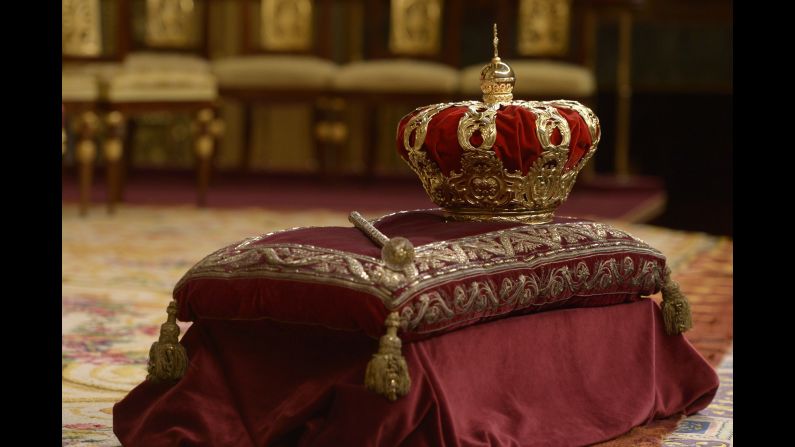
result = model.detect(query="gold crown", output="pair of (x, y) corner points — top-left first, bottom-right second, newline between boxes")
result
(398, 24), (600, 224)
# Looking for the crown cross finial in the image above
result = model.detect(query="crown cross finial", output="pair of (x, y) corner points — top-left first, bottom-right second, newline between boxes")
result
(481, 23), (514, 104)
(493, 23), (499, 59)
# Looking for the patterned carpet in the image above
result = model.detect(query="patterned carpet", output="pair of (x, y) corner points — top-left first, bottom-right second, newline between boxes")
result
(62, 205), (733, 446)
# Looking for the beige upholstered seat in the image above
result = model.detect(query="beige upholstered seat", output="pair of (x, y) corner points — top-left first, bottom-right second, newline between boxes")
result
(62, 70), (100, 102)
(212, 55), (338, 90)
(460, 60), (595, 98)
(107, 53), (217, 102)
(63, 63), (124, 99)
(123, 52), (212, 72)
(108, 70), (217, 102)
(333, 59), (459, 94)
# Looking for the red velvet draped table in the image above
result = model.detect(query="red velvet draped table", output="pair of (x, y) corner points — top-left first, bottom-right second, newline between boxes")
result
(114, 299), (717, 446)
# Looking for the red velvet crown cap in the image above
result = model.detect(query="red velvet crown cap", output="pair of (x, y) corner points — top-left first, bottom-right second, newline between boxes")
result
(397, 103), (598, 176)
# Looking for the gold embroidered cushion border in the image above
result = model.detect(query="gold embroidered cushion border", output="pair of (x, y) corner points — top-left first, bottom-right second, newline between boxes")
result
(173, 210), (668, 342)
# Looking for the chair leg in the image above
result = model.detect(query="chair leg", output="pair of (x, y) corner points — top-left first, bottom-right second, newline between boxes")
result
(614, 9), (634, 179)
(104, 111), (125, 214)
(326, 97), (349, 180)
(75, 111), (99, 217)
(120, 118), (137, 202)
(363, 101), (379, 180)
(240, 103), (253, 172)
(194, 108), (218, 207)
(312, 99), (328, 177)
(581, 157), (597, 183)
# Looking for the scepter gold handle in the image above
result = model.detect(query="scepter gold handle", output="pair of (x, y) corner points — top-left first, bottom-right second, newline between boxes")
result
(349, 211), (415, 272)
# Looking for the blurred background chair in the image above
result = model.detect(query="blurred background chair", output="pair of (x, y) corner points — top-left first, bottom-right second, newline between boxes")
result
(104, 0), (222, 211)
(62, 74), (101, 216)
(210, 0), (338, 174)
(330, 0), (463, 177)
(62, 0), (127, 215)
(587, 0), (644, 180)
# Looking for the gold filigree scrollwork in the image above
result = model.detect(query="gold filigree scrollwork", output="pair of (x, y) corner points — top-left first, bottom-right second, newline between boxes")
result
(457, 105), (497, 150)
(517, 0), (572, 57)
(514, 101), (572, 210)
(145, 0), (196, 48)
(547, 99), (600, 145)
(400, 256), (663, 332)
(175, 242), (410, 297)
(447, 105), (527, 210)
(389, 0), (443, 55)
(546, 99), (601, 173)
(62, 0), (103, 57)
(261, 0), (313, 51)
(403, 102), (467, 203)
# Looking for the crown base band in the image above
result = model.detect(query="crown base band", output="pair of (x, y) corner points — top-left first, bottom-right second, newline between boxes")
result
(443, 208), (556, 225)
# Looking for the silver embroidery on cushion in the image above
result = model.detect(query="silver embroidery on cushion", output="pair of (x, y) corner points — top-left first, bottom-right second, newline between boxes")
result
(174, 221), (666, 332)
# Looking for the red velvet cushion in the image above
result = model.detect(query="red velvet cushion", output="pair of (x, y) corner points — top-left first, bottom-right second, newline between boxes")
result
(174, 210), (666, 341)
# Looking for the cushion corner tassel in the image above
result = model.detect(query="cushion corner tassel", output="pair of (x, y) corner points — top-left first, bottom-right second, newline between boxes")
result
(146, 300), (188, 383)
(660, 267), (693, 335)
(365, 311), (411, 401)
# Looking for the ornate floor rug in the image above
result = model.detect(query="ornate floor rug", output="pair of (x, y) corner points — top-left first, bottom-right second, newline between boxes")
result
(62, 205), (732, 446)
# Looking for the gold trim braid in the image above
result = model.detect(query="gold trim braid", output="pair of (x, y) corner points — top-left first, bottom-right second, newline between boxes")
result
(400, 255), (662, 333)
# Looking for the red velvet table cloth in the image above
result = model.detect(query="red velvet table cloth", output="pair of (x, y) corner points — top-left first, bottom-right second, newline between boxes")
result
(114, 299), (717, 446)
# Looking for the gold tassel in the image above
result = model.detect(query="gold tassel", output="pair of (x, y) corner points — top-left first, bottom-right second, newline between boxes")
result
(365, 312), (411, 401)
(146, 300), (188, 383)
(660, 267), (693, 335)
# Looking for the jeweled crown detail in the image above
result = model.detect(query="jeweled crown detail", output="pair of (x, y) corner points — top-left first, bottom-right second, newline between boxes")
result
(399, 25), (600, 224)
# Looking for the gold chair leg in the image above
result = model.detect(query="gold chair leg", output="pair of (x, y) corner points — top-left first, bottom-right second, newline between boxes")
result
(75, 111), (99, 217)
(581, 158), (597, 183)
(363, 102), (379, 179)
(104, 111), (125, 215)
(614, 10), (633, 179)
(240, 103), (253, 172)
(314, 97), (348, 178)
(193, 108), (223, 207)
(313, 99), (328, 177)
